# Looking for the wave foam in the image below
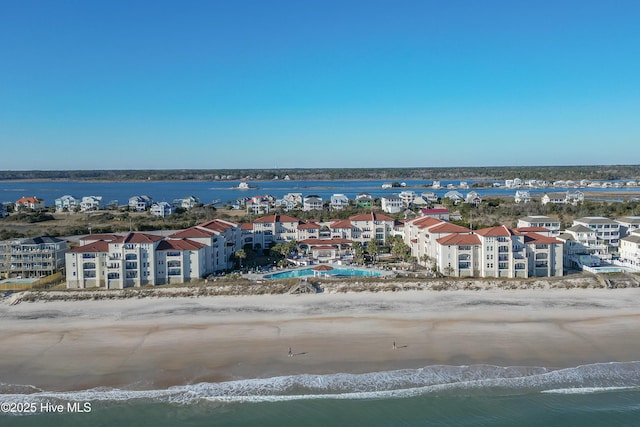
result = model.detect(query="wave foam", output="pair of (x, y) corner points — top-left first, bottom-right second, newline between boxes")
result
(2, 361), (640, 405)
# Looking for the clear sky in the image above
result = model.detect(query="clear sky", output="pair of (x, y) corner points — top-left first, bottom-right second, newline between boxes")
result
(1, 0), (639, 170)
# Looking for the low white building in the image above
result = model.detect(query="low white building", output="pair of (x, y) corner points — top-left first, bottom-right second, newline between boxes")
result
(514, 190), (531, 204)
(303, 195), (323, 211)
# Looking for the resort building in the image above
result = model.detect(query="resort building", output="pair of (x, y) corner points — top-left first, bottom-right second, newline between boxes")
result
(618, 233), (640, 270)
(615, 216), (640, 238)
(250, 214), (300, 249)
(572, 217), (620, 251)
(15, 196), (45, 211)
(0, 236), (68, 279)
(435, 226), (563, 278)
(66, 232), (206, 289)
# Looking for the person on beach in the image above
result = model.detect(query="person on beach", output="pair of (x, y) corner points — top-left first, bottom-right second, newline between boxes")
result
(288, 347), (293, 357)
(393, 341), (396, 350)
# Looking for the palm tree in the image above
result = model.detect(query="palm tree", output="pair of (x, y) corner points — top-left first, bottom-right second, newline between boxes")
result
(234, 249), (247, 268)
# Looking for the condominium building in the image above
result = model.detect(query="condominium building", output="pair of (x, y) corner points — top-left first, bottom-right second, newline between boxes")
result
(0, 236), (68, 279)
(572, 217), (620, 251)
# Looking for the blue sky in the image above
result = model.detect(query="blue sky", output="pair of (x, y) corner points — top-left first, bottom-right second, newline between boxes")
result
(1, 0), (639, 170)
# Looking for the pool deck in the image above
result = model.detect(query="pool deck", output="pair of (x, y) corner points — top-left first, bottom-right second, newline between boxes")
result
(244, 263), (396, 281)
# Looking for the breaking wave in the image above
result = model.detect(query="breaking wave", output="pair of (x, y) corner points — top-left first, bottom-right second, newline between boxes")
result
(2, 362), (640, 406)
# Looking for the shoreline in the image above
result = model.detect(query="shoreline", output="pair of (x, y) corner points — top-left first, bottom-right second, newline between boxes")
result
(2, 288), (640, 392)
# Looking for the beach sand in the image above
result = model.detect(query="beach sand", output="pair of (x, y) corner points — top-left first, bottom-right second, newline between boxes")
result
(1, 289), (640, 391)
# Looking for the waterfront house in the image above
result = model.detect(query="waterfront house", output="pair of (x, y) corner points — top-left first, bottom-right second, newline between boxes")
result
(80, 195), (103, 212)
(465, 191), (482, 206)
(330, 194), (350, 210)
(246, 195), (272, 215)
(150, 201), (173, 217)
(129, 195), (153, 212)
(173, 195), (200, 210)
(303, 195), (323, 211)
(381, 195), (403, 213)
(55, 195), (79, 212)
(399, 190), (416, 207)
(355, 193), (373, 208)
(619, 233), (640, 270)
(16, 196), (45, 211)
(444, 191), (464, 204)
(514, 190), (532, 204)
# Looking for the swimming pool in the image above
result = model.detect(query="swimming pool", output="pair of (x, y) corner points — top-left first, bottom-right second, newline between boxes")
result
(264, 267), (381, 279)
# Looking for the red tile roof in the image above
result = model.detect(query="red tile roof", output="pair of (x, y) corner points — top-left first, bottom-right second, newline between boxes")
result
(475, 225), (513, 237)
(169, 227), (215, 238)
(421, 208), (450, 215)
(156, 239), (205, 251)
(298, 222), (320, 229)
(241, 223), (254, 230)
(349, 212), (394, 222)
(514, 227), (549, 233)
(16, 196), (42, 204)
(253, 214), (300, 224)
(111, 232), (165, 244)
(522, 232), (562, 245)
(69, 240), (109, 253)
(429, 223), (470, 234)
(80, 233), (120, 242)
(198, 219), (238, 232)
(329, 219), (352, 229)
(408, 216), (443, 229)
(437, 234), (481, 245)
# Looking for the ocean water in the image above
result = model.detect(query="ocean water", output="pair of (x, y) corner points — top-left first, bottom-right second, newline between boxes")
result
(2, 362), (640, 426)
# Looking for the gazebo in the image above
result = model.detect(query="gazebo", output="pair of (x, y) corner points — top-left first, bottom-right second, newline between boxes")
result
(311, 264), (334, 277)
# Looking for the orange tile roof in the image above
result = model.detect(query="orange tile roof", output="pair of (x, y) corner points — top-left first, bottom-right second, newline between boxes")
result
(111, 232), (165, 244)
(198, 219), (238, 232)
(429, 223), (470, 234)
(241, 223), (254, 230)
(298, 222), (320, 229)
(349, 212), (394, 222)
(80, 233), (120, 242)
(16, 196), (42, 204)
(69, 240), (109, 253)
(475, 225), (513, 237)
(169, 227), (215, 238)
(330, 219), (352, 229)
(408, 216), (443, 229)
(156, 239), (205, 251)
(523, 232), (562, 245)
(253, 214), (300, 224)
(437, 234), (481, 245)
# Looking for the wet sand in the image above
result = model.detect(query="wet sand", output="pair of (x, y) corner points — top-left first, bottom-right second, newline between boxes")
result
(1, 289), (640, 391)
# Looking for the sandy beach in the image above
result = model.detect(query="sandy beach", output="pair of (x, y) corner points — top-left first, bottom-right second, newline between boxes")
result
(1, 289), (640, 392)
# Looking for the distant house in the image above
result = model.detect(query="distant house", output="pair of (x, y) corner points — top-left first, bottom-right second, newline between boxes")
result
(381, 195), (403, 213)
(421, 208), (450, 221)
(355, 193), (373, 209)
(465, 191), (482, 205)
(55, 195), (79, 212)
(173, 196), (200, 210)
(399, 190), (416, 207)
(541, 191), (584, 206)
(246, 195), (272, 215)
(514, 190), (532, 204)
(150, 201), (173, 217)
(330, 194), (349, 210)
(421, 192), (438, 203)
(80, 196), (103, 212)
(444, 191), (464, 204)
(16, 196), (45, 210)
(129, 195), (153, 212)
(303, 195), (323, 211)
